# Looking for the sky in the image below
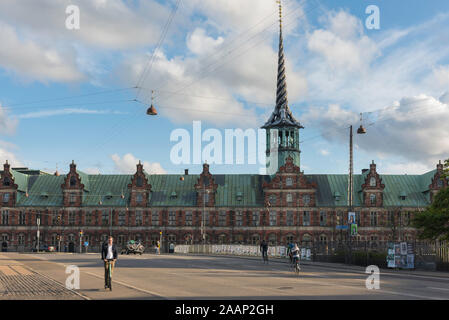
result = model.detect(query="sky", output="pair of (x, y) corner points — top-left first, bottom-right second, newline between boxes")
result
(0, 0), (449, 176)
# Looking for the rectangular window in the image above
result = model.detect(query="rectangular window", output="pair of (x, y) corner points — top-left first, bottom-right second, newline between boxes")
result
(18, 234), (25, 245)
(185, 211), (192, 226)
(70, 193), (76, 204)
(101, 211), (109, 226)
(303, 211), (310, 226)
(135, 210), (143, 226)
(355, 211), (361, 225)
(3, 193), (9, 203)
(118, 211), (125, 226)
(136, 193), (143, 204)
(1, 210), (9, 225)
(269, 211), (277, 226)
(370, 212), (378, 227)
(252, 212), (260, 226)
(235, 211), (243, 226)
(19, 211), (26, 225)
(303, 195), (311, 206)
(218, 211), (226, 226)
(286, 211), (293, 226)
(69, 212), (76, 225)
(168, 211), (176, 226)
(320, 211), (327, 226)
(86, 211), (92, 225)
(151, 211), (159, 226)
(204, 192), (209, 204)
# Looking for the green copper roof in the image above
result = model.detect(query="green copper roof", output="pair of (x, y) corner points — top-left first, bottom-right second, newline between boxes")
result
(12, 169), (438, 208)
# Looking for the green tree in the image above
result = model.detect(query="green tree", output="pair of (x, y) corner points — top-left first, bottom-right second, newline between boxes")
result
(413, 160), (449, 240)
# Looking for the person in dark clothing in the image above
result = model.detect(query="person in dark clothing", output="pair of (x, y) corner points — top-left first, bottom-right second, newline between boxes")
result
(260, 240), (268, 264)
(101, 236), (118, 289)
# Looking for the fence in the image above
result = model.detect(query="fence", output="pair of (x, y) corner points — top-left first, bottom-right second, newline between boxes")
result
(174, 240), (449, 271)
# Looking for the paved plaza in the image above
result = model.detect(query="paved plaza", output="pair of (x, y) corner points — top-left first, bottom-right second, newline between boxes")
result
(1, 252), (449, 300)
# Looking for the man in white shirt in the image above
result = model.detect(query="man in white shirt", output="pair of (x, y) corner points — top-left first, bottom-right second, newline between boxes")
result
(101, 236), (117, 289)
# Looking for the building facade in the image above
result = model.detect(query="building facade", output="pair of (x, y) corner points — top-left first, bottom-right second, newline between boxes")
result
(1, 5), (448, 253)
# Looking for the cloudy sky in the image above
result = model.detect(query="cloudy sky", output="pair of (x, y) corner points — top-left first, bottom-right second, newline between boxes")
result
(0, 0), (448, 175)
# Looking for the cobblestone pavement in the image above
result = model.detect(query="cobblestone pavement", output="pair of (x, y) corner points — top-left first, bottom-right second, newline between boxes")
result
(0, 255), (83, 300)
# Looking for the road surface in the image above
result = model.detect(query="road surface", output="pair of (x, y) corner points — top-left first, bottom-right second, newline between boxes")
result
(1, 252), (449, 300)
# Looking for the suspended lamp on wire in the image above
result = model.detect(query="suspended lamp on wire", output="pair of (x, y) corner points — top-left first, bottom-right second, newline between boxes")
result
(146, 90), (158, 116)
(357, 113), (367, 134)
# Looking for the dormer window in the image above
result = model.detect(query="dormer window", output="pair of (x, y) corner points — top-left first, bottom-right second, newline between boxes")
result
(334, 192), (341, 201)
(170, 191), (177, 199)
(369, 177), (376, 187)
(399, 191), (407, 201)
(202, 176), (210, 187)
(70, 176), (77, 187)
(236, 191), (243, 201)
(3, 177), (10, 186)
(3, 193), (9, 203)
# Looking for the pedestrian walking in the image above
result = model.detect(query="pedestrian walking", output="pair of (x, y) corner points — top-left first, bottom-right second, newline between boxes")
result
(101, 236), (117, 290)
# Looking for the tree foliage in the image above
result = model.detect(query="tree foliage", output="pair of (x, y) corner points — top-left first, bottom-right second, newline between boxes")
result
(413, 160), (449, 240)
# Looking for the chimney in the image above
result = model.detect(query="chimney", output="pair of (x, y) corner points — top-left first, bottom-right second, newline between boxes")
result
(185, 169), (189, 175)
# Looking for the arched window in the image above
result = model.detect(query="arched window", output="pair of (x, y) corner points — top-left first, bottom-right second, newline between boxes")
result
(369, 177), (376, 187)
(3, 177), (10, 186)
(2, 193), (10, 203)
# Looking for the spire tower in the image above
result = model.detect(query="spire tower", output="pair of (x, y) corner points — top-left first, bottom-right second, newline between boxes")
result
(262, 0), (304, 172)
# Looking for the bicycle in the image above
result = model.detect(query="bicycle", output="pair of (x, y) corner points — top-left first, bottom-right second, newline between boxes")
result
(105, 260), (113, 291)
(293, 257), (300, 276)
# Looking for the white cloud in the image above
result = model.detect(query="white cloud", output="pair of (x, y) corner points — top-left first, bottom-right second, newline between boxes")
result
(111, 153), (166, 174)
(307, 10), (379, 73)
(303, 94), (449, 167)
(0, 142), (22, 167)
(84, 167), (101, 175)
(382, 162), (433, 175)
(0, 22), (84, 83)
(0, 104), (18, 135)
(16, 108), (126, 119)
(187, 28), (224, 55)
(319, 149), (330, 156)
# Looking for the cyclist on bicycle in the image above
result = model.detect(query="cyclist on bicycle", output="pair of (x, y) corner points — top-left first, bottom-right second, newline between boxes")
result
(287, 242), (294, 264)
(101, 236), (117, 289)
(291, 243), (300, 269)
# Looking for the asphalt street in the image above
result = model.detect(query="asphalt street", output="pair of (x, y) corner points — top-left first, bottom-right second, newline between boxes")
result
(1, 252), (449, 300)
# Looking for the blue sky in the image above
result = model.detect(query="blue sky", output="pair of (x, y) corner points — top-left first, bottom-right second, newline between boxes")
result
(0, 0), (448, 176)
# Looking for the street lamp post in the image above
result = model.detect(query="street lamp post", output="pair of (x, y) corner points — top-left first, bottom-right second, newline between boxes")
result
(348, 122), (366, 264)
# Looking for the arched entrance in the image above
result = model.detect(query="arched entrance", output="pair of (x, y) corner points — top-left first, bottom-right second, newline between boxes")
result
(68, 242), (75, 252)
(1, 241), (7, 252)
